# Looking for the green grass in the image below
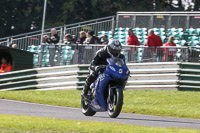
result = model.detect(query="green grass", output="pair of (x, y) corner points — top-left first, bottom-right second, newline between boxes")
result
(0, 90), (200, 119)
(0, 114), (199, 133)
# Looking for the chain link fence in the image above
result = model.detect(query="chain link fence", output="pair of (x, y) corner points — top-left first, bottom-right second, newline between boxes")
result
(117, 12), (200, 29)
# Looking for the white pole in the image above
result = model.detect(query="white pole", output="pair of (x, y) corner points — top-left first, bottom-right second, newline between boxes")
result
(40, 0), (47, 45)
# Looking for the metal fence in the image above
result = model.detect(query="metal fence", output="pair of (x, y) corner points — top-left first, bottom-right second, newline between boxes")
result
(2, 12), (200, 51)
(34, 44), (200, 68)
(0, 16), (115, 51)
(0, 27), (63, 51)
(64, 16), (115, 37)
(116, 12), (200, 29)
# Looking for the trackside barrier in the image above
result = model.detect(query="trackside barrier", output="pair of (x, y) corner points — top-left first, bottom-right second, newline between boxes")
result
(0, 65), (80, 91)
(0, 62), (181, 91)
(178, 62), (200, 91)
(1, 62), (200, 91)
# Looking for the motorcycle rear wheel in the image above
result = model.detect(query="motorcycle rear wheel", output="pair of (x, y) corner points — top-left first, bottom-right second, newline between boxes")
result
(81, 97), (96, 116)
(108, 88), (123, 118)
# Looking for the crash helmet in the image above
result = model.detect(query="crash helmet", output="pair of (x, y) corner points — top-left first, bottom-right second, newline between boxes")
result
(107, 39), (122, 57)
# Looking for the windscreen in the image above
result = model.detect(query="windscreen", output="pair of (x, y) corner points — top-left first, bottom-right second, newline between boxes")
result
(108, 57), (124, 67)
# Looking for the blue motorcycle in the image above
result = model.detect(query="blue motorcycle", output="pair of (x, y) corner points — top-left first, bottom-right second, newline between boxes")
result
(81, 57), (130, 118)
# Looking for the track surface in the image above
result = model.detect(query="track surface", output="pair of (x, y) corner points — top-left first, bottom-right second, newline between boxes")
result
(0, 99), (200, 130)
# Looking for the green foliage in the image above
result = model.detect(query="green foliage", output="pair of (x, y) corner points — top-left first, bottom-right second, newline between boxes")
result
(0, 0), (199, 37)
(0, 90), (200, 119)
(1, 114), (199, 133)
(0, 0), (43, 37)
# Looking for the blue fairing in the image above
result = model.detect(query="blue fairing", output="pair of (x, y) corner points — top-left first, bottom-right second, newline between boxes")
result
(91, 57), (130, 112)
(107, 58), (129, 81)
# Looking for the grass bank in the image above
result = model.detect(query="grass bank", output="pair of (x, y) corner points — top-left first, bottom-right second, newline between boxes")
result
(0, 114), (199, 133)
(0, 90), (200, 119)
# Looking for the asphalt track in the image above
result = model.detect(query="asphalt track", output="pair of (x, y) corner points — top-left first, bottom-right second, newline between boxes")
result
(0, 99), (200, 130)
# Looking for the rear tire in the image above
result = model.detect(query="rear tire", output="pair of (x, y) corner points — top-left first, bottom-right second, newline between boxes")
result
(108, 88), (123, 118)
(81, 97), (96, 116)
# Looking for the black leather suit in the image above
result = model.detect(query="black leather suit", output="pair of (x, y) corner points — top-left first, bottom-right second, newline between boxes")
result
(85, 46), (125, 87)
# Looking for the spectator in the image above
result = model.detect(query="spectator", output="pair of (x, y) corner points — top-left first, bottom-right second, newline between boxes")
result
(7, 42), (17, 49)
(126, 28), (140, 62)
(7, 42), (13, 48)
(0, 56), (12, 73)
(127, 28), (140, 46)
(164, 36), (176, 61)
(43, 28), (60, 66)
(43, 28), (59, 44)
(12, 44), (17, 49)
(182, 42), (189, 61)
(84, 30), (100, 44)
(145, 29), (163, 62)
(65, 34), (75, 44)
(100, 34), (109, 45)
(76, 31), (86, 64)
(76, 31), (86, 44)
(146, 29), (163, 47)
(188, 43), (200, 62)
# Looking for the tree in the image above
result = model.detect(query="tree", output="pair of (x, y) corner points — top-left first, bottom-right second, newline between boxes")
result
(1, 0), (196, 38)
(194, 0), (200, 10)
(0, 0), (44, 37)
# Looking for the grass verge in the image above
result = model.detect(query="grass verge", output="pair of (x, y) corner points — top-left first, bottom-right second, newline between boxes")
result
(0, 114), (199, 133)
(0, 90), (200, 119)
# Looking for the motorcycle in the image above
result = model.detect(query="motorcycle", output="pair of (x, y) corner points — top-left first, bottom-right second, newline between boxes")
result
(81, 57), (130, 118)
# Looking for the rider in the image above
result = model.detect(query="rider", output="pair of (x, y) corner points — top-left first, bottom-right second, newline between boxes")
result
(81, 39), (125, 98)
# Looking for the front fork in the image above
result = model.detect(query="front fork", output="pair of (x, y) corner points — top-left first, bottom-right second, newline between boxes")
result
(108, 84), (114, 103)
(108, 84), (123, 104)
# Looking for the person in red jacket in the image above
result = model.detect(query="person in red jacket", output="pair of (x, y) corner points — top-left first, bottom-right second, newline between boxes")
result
(145, 29), (163, 62)
(164, 36), (176, 61)
(127, 28), (140, 62)
(0, 57), (12, 73)
(146, 29), (163, 47)
(127, 28), (140, 46)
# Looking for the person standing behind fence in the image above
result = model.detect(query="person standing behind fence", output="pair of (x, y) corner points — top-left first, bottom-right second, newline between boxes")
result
(43, 28), (59, 44)
(100, 34), (109, 45)
(43, 28), (60, 66)
(127, 28), (140, 62)
(84, 30), (100, 44)
(164, 36), (176, 61)
(7, 42), (18, 49)
(65, 34), (75, 45)
(127, 28), (140, 46)
(145, 29), (163, 62)
(76, 31), (86, 44)
(76, 31), (87, 64)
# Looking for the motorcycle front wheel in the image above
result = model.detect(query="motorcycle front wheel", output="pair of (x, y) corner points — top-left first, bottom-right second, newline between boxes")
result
(107, 88), (123, 118)
(81, 97), (96, 116)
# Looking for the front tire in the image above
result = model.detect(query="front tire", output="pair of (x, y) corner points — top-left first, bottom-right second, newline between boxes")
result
(81, 97), (96, 116)
(108, 88), (123, 118)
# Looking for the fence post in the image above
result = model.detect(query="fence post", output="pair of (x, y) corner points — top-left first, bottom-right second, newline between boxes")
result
(133, 15), (136, 28)
(116, 14), (119, 28)
(150, 15), (154, 29)
(167, 14), (171, 30)
(38, 44), (44, 67)
(63, 25), (66, 38)
(186, 14), (190, 29)
(6, 38), (9, 46)
(111, 16), (115, 32)
(59, 27), (63, 43)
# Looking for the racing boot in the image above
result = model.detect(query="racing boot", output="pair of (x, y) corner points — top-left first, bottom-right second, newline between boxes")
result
(81, 84), (90, 102)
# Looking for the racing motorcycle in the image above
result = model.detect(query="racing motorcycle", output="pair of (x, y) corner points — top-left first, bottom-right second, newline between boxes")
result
(81, 57), (130, 118)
